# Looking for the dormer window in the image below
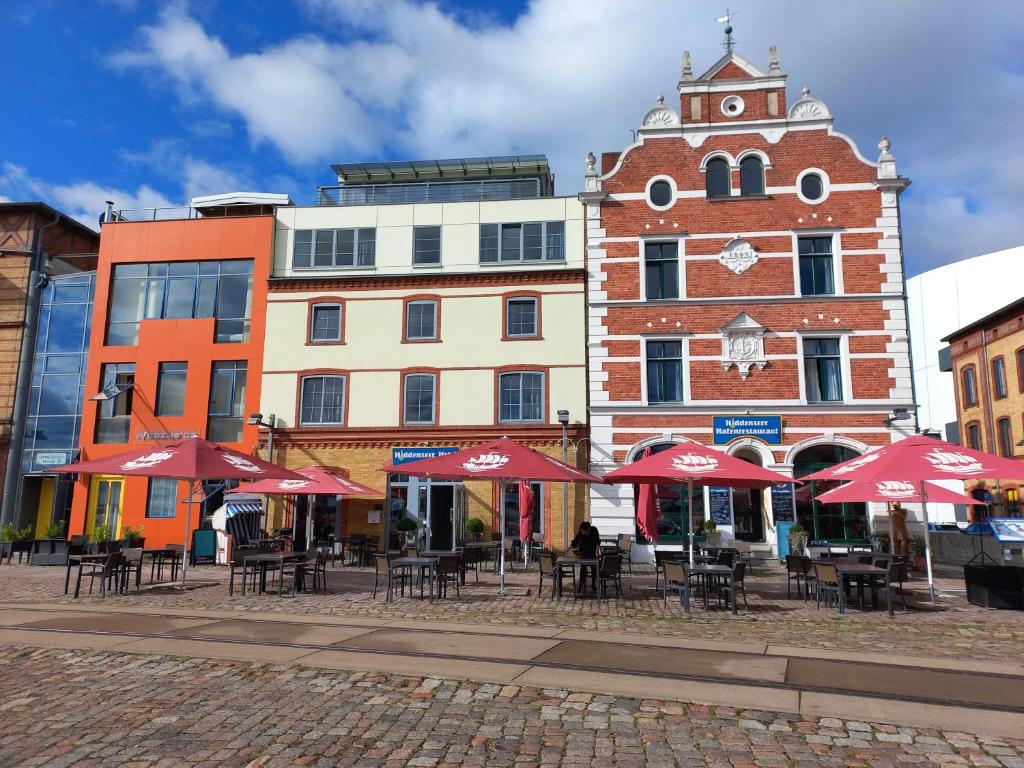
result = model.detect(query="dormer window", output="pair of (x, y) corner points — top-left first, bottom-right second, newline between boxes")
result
(739, 156), (764, 196)
(705, 158), (731, 198)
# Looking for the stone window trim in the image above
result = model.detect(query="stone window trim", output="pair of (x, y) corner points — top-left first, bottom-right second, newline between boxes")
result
(305, 297), (346, 346)
(401, 368), (440, 426)
(795, 331), (851, 405)
(796, 168), (831, 205)
(644, 175), (678, 211)
(639, 237), (685, 302)
(991, 355), (1008, 400)
(401, 294), (442, 344)
(791, 229), (844, 297)
(294, 369), (350, 429)
(640, 335), (691, 406)
(493, 365), (550, 424)
(502, 291), (543, 341)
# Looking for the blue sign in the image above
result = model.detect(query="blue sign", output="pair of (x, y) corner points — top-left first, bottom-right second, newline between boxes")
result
(713, 415), (782, 445)
(391, 446), (458, 465)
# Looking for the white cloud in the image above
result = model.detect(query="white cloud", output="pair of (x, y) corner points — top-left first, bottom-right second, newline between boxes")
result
(109, 0), (1024, 273)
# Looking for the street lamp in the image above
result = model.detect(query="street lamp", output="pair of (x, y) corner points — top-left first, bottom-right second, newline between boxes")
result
(247, 413), (277, 463)
(557, 409), (570, 549)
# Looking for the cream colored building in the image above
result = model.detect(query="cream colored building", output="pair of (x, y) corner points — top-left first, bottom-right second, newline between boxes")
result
(259, 157), (588, 552)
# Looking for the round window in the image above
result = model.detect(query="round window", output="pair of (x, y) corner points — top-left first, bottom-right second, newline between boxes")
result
(721, 95), (745, 117)
(649, 180), (674, 208)
(800, 173), (824, 201)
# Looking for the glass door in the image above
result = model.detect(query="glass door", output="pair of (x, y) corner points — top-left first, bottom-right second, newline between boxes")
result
(87, 476), (124, 538)
(428, 485), (455, 551)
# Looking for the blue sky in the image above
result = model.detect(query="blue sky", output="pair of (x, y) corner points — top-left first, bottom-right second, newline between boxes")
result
(2, 0), (1023, 275)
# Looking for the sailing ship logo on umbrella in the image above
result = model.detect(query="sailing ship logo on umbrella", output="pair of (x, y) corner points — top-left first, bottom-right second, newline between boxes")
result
(223, 454), (266, 474)
(671, 453), (719, 473)
(462, 452), (510, 472)
(874, 480), (915, 498)
(923, 450), (984, 475)
(121, 451), (175, 471)
(279, 479), (312, 490)
(833, 452), (881, 475)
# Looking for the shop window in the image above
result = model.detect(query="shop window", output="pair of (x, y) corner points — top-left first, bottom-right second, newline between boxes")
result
(798, 236), (834, 296)
(146, 478), (178, 518)
(962, 366), (978, 407)
(803, 338), (843, 402)
(155, 362), (187, 417)
(207, 361), (247, 442)
(646, 340), (684, 403)
(739, 156), (765, 195)
(299, 375), (346, 425)
(705, 157), (731, 198)
(644, 242), (679, 300)
(95, 363), (135, 443)
(793, 444), (868, 543)
(498, 371), (544, 422)
(403, 373), (436, 425)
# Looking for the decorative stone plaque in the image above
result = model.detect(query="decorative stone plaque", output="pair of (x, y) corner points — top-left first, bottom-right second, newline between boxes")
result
(718, 238), (759, 275)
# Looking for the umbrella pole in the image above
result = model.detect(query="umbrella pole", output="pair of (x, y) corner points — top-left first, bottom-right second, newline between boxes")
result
(687, 478), (695, 568)
(181, 479), (194, 588)
(499, 481), (506, 596)
(919, 480), (936, 603)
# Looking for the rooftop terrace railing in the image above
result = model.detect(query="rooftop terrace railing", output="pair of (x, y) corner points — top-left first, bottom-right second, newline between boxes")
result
(107, 205), (273, 222)
(316, 177), (544, 206)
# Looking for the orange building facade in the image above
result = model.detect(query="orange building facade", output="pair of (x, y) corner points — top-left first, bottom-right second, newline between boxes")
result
(67, 213), (273, 548)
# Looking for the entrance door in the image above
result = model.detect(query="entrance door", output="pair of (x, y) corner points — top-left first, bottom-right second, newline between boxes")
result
(732, 450), (765, 542)
(429, 485), (455, 550)
(87, 476), (124, 537)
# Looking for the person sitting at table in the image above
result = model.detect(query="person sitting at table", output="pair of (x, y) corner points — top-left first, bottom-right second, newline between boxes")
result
(570, 521), (601, 593)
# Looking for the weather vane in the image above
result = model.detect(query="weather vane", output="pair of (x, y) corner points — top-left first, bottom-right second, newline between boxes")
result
(716, 9), (736, 53)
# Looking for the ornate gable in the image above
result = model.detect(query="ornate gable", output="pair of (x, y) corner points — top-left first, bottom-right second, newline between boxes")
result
(720, 312), (768, 379)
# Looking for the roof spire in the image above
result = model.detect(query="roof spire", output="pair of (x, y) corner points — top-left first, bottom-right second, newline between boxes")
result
(681, 50), (693, 81)
(716, 9), (736, 53)
(768, 45), (780, 73)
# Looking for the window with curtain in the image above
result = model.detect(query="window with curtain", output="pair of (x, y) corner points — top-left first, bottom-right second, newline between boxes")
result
(207, 361), (247, 442)
(300, 375), (346, 425)
(739, 156), (764, 195)
(962, 367), (978, 407)
(646, 341), (684, 403)
(146, 477), (178, 518)
(310, 304), (342, 342)
(992, 358), (1007, 398)
(998, 418), (1013, 457)
(155, 362), (187, 417)
(498, 371), (544, 422)
(403, 373), (436, 424)
(804, 338), (843, 402)
(644, 242), (679, 300)
(705, 157), (731, 197)
(966, 423), (981, 450)
(798, 236), (834, 296)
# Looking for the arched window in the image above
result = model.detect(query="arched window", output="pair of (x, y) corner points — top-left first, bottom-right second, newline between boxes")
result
(992, 357), (1007, 398)
(632, 442), (704, 544)
(962, 366), (978, 407)
(793, 444), (867, 543)
(739, 156), (764, 196)
(998, 417), (1013, 457)
(965, 422), (981, 450)
(705, 158), (731, 198)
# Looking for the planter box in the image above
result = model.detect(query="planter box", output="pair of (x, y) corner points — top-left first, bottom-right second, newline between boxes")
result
(30, 539), (70, 566)
(963, 565), (1024, 610)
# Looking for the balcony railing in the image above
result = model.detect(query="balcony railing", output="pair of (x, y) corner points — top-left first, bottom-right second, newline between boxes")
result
(317, 177), (543, 206)
(106, 205), (272, 222)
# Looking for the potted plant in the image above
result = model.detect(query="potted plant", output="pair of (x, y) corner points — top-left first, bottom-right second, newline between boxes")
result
(702, 518), (721, 546)
(395, 516), (418, 547)
(121, 524), (145, 548)
(909, 536), (926, 571)
(44, 520), (66, 540)
(466, 517), (485, 542)
(787, 524), (808, 556)
(90, 523), (112, 553)
(1, 523), (33, 563)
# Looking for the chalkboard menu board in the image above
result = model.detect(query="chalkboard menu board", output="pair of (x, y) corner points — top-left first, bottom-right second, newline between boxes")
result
(709, 487), (732, 525)
(772, 484), (795, 523)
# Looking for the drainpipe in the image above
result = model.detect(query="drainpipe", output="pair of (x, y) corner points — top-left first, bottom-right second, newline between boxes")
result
(978, 328), (1002, 512)
(0, 211), (62, 526)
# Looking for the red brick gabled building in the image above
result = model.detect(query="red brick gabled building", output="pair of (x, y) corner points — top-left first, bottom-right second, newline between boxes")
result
(581, 47), (914, 559)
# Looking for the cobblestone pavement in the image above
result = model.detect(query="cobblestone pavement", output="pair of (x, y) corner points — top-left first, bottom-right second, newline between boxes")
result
(1, 562), (1022, 664)
(1, 646), (1022, 768)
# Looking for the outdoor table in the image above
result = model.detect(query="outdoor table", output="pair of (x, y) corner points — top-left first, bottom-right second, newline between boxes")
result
(388, 557), (435, 603)
(241, 552), (307, 596)
(553, 555), (602, 599)
(465, 541), (500, 572)
(64, 553), (108, 597)
(339, 536), (368, 566)
(688, 564), (737, 613)
(142, 547), (179, 583)
(832, 562), (889, 614)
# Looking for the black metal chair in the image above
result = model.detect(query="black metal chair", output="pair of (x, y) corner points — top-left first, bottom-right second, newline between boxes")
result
(436, 554), (461, 599)
(653, 549), (675, 590)
(538, 551), (573, 598)
(373, 553), (409, 600)
(228, 549), (259, 596)
(459, 546), (481, 586)
(598, 553), (624, 599)
(662, 560), (691, 613)
(615, 533), (633, 573)
(813, 561), (841, 611)
(76, 552), (122, 598)
(301, 549), (329, 593)
(118, 547), (143, 592)
(785, 554), (805, 598)
(722, 561), (748, 609)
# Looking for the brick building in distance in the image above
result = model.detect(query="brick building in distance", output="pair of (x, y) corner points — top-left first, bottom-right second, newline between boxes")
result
(580, 45), (915, 560)
(943, 296), (1024, 519)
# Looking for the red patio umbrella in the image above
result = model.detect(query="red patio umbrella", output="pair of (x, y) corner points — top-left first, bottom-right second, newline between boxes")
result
(380, 436), (604, 593)
(604, 438), (792, 565)
(53, 437), (307, 586)
(799, 434), (1024, 600)
(228, 466), (383, 547)
(518, 480), (534, 561)
(635, 448), (660, 544)
(814, 479), (984, 506)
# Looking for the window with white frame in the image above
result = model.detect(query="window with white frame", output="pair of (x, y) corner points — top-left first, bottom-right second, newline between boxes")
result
(479, 222), (564, 263)
(798, 235), (835, 296)
(644, 242), (679, 300)
(300, 375), (346, 425)
(293, 228), (376, 268)
(505, 297), (538, 338)
(403, 373), (436, 424)
(646, 341), (684, 403)
(310, 304), (342, 342)
(413, 226), (441, 265)
(499, 371), (544, 422)
(405, 300), (438, 341)
(803, 338), (843, 402)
